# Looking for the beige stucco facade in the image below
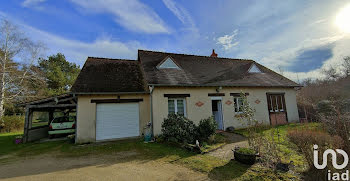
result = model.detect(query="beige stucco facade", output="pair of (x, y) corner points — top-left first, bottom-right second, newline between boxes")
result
(76, 87), (299, 143)
(151, 87), (299, 135)
(76, 94), (150, 144)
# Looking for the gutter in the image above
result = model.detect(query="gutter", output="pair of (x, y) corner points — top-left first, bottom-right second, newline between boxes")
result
(71, 91), (150, 95)
(147, 84), (302, 88)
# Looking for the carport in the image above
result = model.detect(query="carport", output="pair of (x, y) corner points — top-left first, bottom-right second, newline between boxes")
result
(21, 93), (77, 143)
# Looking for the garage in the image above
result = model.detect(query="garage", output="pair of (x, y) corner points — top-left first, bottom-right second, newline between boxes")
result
(96, 103), (140, 141)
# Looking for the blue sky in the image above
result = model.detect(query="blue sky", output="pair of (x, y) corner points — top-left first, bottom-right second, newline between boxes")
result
(1, 0), (350, 81)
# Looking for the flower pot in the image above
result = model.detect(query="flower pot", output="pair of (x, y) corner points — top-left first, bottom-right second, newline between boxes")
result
(234, 151), (257, 165)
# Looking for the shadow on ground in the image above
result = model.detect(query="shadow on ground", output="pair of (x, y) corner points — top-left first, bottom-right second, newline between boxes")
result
(208, 160), (250, 180)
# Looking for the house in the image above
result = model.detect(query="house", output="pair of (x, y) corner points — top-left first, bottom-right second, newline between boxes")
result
(71, 49), (301, 143)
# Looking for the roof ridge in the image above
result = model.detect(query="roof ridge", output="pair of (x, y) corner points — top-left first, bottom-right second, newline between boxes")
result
(138, 49), (254, 62)
(88, 57), (137, 62)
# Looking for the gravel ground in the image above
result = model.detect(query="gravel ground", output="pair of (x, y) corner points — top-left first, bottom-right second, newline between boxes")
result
(0, 151), (209, 181)
(207, 133), (248, 160)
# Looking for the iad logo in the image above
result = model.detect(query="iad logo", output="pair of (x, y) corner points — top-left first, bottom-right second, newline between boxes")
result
(313, 144), (349, 170)
(313, 144), (349, 181)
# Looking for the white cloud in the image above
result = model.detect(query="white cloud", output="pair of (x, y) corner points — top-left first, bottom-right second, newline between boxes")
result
(216, 0), (350, 81)
(238, 34), (346, 81)
(21, 0), (46, 8)
(216, 29), (239, 50)
(162, 0), (197, 32)
(70, 0), (169, 34)
(18, 23), (140, 65)
(1, 10), (142, 65)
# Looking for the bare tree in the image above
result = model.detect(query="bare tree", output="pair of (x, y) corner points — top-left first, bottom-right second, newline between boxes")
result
(0, 20), (44, 122)
(342, 56), (350, 76)
(322, 66), (340, 80)
(277, 65), (284, 76)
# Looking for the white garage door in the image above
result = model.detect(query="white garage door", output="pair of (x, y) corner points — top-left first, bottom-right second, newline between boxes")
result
(96, 103), (139, 141)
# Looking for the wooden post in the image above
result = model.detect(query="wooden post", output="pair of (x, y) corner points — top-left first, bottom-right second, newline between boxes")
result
(23, 107), (30, 143)
(49, 110), (54, 124)
(28, 110), (33, 129)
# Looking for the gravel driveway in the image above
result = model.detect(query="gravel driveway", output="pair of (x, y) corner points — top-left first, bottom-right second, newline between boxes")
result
(0, 151), (209, 181)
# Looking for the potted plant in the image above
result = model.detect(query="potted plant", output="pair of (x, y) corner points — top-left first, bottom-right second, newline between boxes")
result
(233, 147), (257, 165)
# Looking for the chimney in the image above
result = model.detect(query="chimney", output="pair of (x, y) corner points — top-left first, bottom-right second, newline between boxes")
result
(211, 49), (218, 57)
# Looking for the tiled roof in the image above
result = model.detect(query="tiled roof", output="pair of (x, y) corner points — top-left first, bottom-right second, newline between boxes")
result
(71, 50), (300, 93)
(138, 50), (300, 87)
(71, 57), (147, 93)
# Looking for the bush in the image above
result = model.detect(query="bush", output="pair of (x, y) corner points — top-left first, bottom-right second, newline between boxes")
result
(196, 116), (217, 142)
(1, 116), (25, 133)
(208, 133), (226, 144)
(161, 114), (197, 144)
(287, 128), (344, 178)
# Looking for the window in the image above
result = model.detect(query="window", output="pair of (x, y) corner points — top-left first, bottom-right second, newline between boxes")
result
(233, 97), (244, 113)
(168, 98), (186, 116)
(248, 64), (262, 73)
(267, 94), (285, 112)
(158, 57), (180, 69)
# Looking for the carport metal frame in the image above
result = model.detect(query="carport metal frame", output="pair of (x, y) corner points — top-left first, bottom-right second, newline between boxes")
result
(20, 93), (77, 143)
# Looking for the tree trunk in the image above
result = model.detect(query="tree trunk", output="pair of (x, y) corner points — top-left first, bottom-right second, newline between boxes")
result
(303, 105), (308, 122)
(0, 58), (5, 123)
(0, 29), (8, 122)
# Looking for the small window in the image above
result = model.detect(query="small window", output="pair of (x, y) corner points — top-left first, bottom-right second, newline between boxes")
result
(168, 98), (186, 116)
(233, 97), (244, 113)
(248, 64), (262, 73)
(158, 57), (180, 69)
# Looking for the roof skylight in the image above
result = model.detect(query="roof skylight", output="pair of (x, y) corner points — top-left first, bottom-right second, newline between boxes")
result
(248, 64), (262, 73)
(158, 57), (180, 69)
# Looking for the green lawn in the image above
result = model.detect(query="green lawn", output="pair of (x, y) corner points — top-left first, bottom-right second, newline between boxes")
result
(0, 132), (66, 159)
(0, 123), (321, 180)
(31, 122), (49, 128)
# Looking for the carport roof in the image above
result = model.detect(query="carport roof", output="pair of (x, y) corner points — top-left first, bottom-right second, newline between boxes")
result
(18, 93), (77, 108)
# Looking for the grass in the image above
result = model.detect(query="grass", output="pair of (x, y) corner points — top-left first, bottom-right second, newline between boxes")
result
(200, 133), (227, 153)
(234, 123), (322, 177)
(31, 122), (48, 127)
(0, 131), (67, 162)
(0, 132), (23, 156)
(0, 123), (322, 180)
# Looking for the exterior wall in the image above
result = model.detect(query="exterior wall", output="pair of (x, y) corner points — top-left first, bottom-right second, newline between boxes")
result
(151, 87), (299, 135)
(76, 94), (150, 144)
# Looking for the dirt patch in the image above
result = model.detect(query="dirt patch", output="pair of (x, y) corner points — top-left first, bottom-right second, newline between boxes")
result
(0, 151), (209, 181)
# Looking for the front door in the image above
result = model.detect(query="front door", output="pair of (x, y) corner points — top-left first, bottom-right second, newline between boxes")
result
(266, 93), (288, 125)
(212, 100), (224, 130)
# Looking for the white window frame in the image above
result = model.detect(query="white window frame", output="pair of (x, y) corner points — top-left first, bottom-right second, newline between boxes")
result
(168, 98), (187, 116)
(157, 56), (181, 70)
(248, 63), (262, 73)
(233, 96), (244, 113)
(269, 94), (285, 112)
